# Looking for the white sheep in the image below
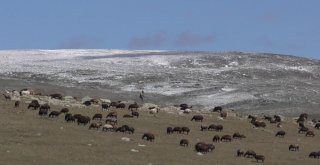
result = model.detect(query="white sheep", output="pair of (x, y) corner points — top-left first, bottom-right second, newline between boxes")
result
(102, 124), (115, 132)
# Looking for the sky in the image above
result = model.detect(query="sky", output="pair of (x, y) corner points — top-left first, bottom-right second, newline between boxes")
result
(0, 0), (319, 59)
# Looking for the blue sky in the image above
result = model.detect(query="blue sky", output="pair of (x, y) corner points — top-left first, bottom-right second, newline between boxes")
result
(0, 0), (319, 59)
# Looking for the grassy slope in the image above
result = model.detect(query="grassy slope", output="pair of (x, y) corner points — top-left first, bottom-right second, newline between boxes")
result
(0, 97), (320, 165)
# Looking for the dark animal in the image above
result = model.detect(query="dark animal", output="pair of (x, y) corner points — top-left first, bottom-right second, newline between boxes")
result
(131, 111), (139, 118)
(306, 131), (315, 137)
(315, 123), (320, 129)
(83, 101), (91, 106)
(65, 114), (75, 122)
(38, 109), (48, 116)
(212, 135), (220, 142)
(254, 155), (265, 163)
(220, 135), (232, 142)
(123, 114), (133, 118)
(73, 114), (82, 120)
(264, 115), (272, 122)
(180, 139), (189, 146)
(195, 142), (214, 153)
(106, 112), (117, 119)
(220, 112), (227, 118)
(212, 106), (222, 113)
(89, 122), (102, 130)
(14, 101), (20, 108)
(233, 132), (246, 139)
(298, 122), (305, 128)
(237, 149), (244, 157)
(191, 115), (203, 122)
(248, 115), (257, 120)
(39, 104), (50, 111)
(215, 125), (223, 132)
(309, 152), (320, 158)
(28, 100), (40, 110)
(101, 103), (109, 110)
(106, 118), (117, 125)
(180, 104), (192, 110)
(298, 127), (309, 133)
(50, 93), (63, 100)
(49, 111), (60, 117)
(128, 103), (139, 110)
(200, 125), (208, 131)
(181, 127), (190, 134)
(92, 113), (103, 121)
(142, 133), (155, 142)
(173, 127), (182, 134)
(77, 116), (91, 125)
(254, 121), (266, 128)
(208, 124), (216, 131)
(116, 103), (126, 109)
(244, 150), (256, 158)
(167, 127), (173, 134)
(109, 101), (119, 107)
(275, 131), (286, 137)
(60, 108), (69, 114)
(289, 144), (299, 151)
(274, 115), (282, 122)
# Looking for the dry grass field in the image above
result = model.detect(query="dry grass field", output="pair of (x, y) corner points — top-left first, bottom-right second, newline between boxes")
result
(1, 97), (320, 165)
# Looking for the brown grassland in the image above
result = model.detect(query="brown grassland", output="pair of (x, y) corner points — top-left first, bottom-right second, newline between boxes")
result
(0, 97), (320, 165)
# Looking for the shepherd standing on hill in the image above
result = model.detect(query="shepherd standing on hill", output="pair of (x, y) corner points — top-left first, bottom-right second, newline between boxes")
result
(139, 90), (144, 102)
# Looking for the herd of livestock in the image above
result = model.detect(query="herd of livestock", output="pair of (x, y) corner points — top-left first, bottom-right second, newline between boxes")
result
(3, 91), (320, 163)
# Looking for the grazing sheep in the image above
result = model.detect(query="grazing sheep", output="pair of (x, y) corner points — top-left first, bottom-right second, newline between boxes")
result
(77, 116), (91, 125)
(220, 135), (232, 142)
(195, 142), (214, 153)
(208, 124), (216, 131)
(102, 124), (116, 132)
(212, 106), (222, 113)
(131, 111), (139, 118)
(89, 122), (102, 130)
(233, 132), (246, 139)
(181, 127), (190, 135)
(315, 123), (320, 129)
(173, 127), (182, 134)
(14, 101), (20, 108)
(123, 114), (134, 118)
(215, 125), (223, 132)
(38, 109), (48, 117)
(49, 93), (63, 100)
(39, 104), (50, 111)
(167, 127), (173, 134)
(289, 144), (299, 151)
(109, 101), (120, 108)
(309, 152), (320, 158)
(306, 131), (315, 137)
(212, 135), (220, 142)
(101, 103), (109, 110)
(128, 103), (139, 110)
(200, 125), (208, 131)
(253, 121), (266, 128)
(65, 114), (75, 123)
(220, 112), (227, 118)
(105, 118), (117, 125)
(60, 108), (69, 114)
(116, 103), (126, 109)
(106, 112), (117, 119)
(142, 133), (155, 142)
(254, 155), (265, 163)
(275, 131), (286, 137)
(191, 115), (203, 122)
(3, 94), (11, 101)
(244, 150), (256, 158)
(180, 139), (189, 146)
(92, 113), (103, 121)
(49, 111), (60, 118)
(28, 100), (40, 110)
(237, 149), (244, 157)
(149, 107), (159, 114)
